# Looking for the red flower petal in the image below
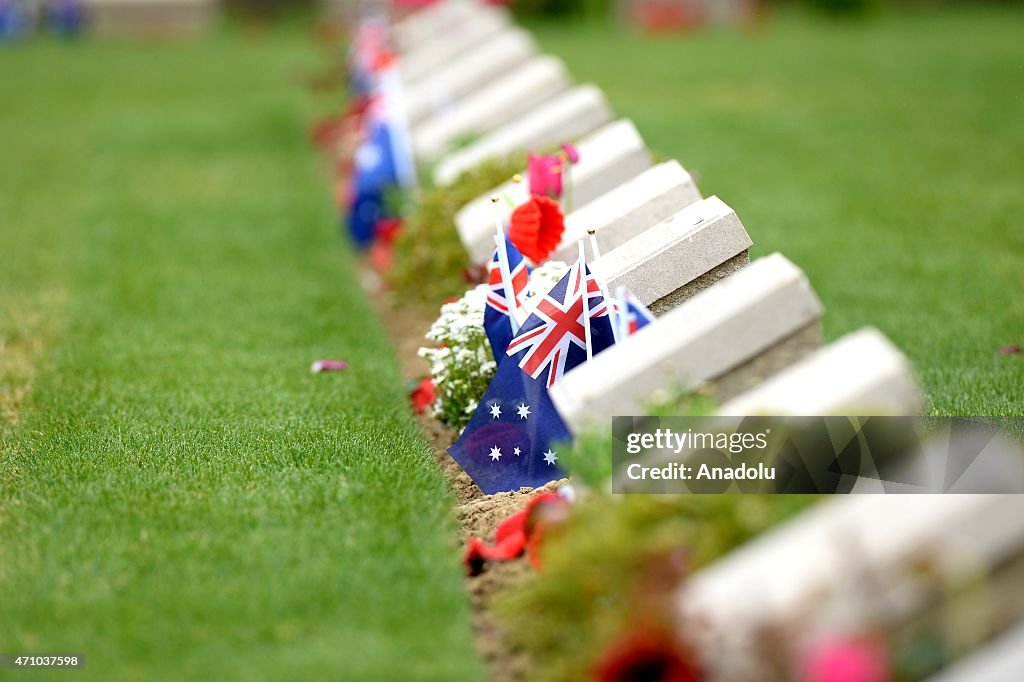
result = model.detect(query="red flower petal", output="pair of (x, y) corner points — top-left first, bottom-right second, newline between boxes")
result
(509, 195), (565, 263)
(594, 629), (703, 682)
(409, 378), (435, 414)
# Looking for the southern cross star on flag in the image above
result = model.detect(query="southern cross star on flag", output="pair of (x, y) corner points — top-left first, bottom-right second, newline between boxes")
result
(450, 258), (616, 494)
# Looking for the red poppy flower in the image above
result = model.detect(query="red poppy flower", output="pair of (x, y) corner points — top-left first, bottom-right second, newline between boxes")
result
(593, 629), (703, 682)
(509, 195), (565, 264)
(462, 492), (569, 576)
(409, 378), (435, 415)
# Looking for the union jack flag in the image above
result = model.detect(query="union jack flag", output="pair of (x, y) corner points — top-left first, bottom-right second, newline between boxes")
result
(485, 237), (529, 315)
(506, 259), (616, 388)
(483, 237), (531, 363)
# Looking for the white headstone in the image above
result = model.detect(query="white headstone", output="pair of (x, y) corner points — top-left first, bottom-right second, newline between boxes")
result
(551, 160), (701, 263)
(591, 195), (753, 314)
(679, 495), (1024, 681)
(433, 85), (613, 186)
(717, 327), (922, 416)
(552, 253), (823, 435)
(398, 6), (511, 84)
(412, 55), (571, 162)
(403, 28), (538, 126)
(455, 119), (652, 263)
(392, 0), (488, 53)
(927, 621), (1024, 682)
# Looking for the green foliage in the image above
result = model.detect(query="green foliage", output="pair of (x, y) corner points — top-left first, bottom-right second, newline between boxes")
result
(419, 286), (497, 429)
(497, 494), (821, 681)
(0, 35), (482, 680)
(390, 157), (524, 306)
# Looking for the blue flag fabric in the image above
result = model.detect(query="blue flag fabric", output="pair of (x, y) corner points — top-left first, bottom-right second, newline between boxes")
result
(483, 237), (531, 364)
(450, 260), (616, 494)
(346, 111), (400, 248)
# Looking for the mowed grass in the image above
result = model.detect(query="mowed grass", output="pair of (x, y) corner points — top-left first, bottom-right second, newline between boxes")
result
(0, 30), (480, 681)
(529, 6), (1024, 415)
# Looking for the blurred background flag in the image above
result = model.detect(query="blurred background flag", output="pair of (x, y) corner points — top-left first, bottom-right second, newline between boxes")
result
(617, 287), (656, 336)
(484, 235), (531, 364)
(345, 49), (416, 249)
(450, 258), (616, 493)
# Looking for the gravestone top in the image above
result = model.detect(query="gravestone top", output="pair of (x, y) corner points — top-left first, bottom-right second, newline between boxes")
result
(412, 55), (570, 161)
(552, 253), (823, 434)
(717, 327), (922, 416)
(552, 159), (701, 263)
(433, 84), (613, 186)
(591, 195), (753, 312)
(455, 118), (650, 262)
(403, 28), (538, 125)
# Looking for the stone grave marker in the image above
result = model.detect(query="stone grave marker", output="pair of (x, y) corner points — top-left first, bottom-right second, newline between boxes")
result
(550, 159), (701, 263)
(433, 84), (613, 186)
(412, 55), (571, 162)
(455, 119), (652, 262)
(391, 0), (489, 54)
(590, 195), (752, 315)
(551, 253), (823, 435)
(678, 494), (1024, 681)
(717, 327), (922, 416)
(403, 28), (538, 126)
(399, 5), (511, 84)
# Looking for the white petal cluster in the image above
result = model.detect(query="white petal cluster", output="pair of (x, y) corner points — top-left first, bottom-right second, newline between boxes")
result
(417, 261), (571, 429)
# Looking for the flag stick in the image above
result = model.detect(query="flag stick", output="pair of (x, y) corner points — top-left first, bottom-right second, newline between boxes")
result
(579, 241), (593, 362)
(492, 196), (520, 334)
(588, 228), (620, 344)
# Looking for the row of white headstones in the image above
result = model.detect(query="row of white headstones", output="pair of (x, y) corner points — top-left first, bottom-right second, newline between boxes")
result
(390, 2), (1024, 679)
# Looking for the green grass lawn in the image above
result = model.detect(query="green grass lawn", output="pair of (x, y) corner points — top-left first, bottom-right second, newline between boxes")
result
(529, 5), (1024, 415)
(0, 31), (480, 680)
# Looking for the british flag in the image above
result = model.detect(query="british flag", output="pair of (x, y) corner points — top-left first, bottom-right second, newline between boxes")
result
(485, 237), (530, 315)
(483, 237), (531, 363)
(506, 259), (616, 388)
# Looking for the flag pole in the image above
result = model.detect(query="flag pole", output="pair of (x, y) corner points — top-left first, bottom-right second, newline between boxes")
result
(579, 241), (593, 362)
(587, 228), (620, 344)
(492, 196), (520, 334)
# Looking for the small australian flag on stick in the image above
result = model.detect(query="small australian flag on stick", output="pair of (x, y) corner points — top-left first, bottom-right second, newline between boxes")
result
(450, 257), (616, 494)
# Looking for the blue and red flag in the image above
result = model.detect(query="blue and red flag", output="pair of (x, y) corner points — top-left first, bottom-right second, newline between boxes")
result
(621, 289), (656, 335)
(450, 259), (616, 494)
(484, 236), (531, 363)
(346, 56), (416, 249)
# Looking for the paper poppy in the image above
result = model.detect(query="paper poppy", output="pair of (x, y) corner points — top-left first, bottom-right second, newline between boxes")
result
(462, 492), (568, 576)
(409, 378), (436, 415)
(593, 628), (703, 682)
(509, 195), (565, 264)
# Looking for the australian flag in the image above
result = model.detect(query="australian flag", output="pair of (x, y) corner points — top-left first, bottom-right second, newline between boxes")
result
(450, 259), (616, 494)
(484, 236), (530, 364)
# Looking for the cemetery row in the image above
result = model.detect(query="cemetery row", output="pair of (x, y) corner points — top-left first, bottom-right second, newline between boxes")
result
(327, 2), (1024, 680)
